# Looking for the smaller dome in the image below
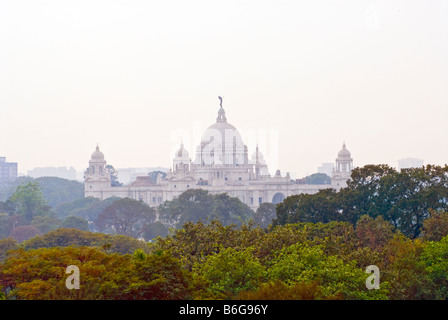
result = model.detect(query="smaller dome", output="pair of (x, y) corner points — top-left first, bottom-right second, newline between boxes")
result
(338, 142), (351, 158)
(91, 145), (104, 160)
(251, 146), (266, 164)
(175, 142), (189, 159)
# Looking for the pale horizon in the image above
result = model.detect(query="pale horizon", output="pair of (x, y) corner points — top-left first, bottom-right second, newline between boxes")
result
(1, 0), (447, 179)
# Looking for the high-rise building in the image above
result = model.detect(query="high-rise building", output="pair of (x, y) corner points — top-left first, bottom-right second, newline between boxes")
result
(398, 158), (424, 170)
(0, 157), (18, 185)
(317, 162), (334, 177)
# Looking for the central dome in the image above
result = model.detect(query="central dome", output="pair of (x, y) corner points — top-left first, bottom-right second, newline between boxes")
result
(194, 105), (248, 166)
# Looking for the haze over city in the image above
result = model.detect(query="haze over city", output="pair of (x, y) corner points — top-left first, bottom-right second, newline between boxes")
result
(0, 0), (447, 178)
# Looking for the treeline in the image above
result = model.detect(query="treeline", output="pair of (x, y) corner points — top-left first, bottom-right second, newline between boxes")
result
(0, 184), (258, 243)
(1, 214), (448, 300)
(1, 163), (448, 300)
(275, 164), (448, 238)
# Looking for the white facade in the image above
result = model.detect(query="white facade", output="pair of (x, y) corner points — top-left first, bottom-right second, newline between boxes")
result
(85, 104), (353, 210)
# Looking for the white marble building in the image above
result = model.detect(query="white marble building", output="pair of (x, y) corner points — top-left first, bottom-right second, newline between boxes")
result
(85, 103), (353, 210)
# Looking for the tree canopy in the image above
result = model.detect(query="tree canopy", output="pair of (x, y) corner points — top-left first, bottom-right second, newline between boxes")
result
(274, 164), (448, 238)
(158, 189), (253, 229)
(95, 198), (156, 238)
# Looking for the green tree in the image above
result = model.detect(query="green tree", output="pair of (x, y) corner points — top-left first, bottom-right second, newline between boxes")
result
(116, 249), (192, 300)
(0, 213), (11, 239)
(421, 209), (448, 242)
(159, 189), (253, 229)
(61, 216), (89, 231)
(305, 173), (332, 185)
(55, 197), (120, 228)
(34, 177), (84, 208)
(211, 193), (253, 226)
(9, 182), (51, 224)
(274, 188), (339, 225)
(31, 215), (61, 234)
(54, 197), (99, 219)
(159, 189), (214, 228)
(275, 164), (448, 238)
(0, 238), (17, 262)
(106, 165), (123, 187)
(148, 171), (167, 183)
(419, 235), (448, 299)
(253, 202), (276, 229)
(267, 242), (389, 300)
(142, 221), (169, 241)
(192, 246), (266, 299)
(96, 198), (156, 238)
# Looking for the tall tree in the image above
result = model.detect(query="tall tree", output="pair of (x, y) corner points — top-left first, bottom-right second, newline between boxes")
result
(158, 189), (215, 228)
(211, 193), (253, 226)
(148, 171), (167, 183)
(253, 202), (276, 229)
(158, 189), (252, 229)
(304, 173), (332, 185)
(96, 198), (156, 238)
(61, 216), (89, 231)
(9, 182), (52, 224)
(106, 165), (123, 187)
(274, 164), (448, 238)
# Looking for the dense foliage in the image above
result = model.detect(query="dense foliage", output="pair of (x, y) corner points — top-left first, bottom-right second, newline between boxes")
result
(158, 189), (253, 229)
(0, 176), (84, 207)
(1, 164), (448, 300)
(1, 213), (447, 300)
(275, 164), (448, 238)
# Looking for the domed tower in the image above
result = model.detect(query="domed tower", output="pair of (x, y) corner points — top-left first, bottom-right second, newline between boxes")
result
(85, 144), (111, 198)
(251, 145), (270, 179)
(331, 142), (353, 188)
(193, 98), (248, 167)
(191, 97), (252, 184)
(173, 141), (190, 172)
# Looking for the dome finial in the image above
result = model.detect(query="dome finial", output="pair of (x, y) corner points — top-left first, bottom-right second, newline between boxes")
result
(216, 96), (227, 123)
(256, 144), (259, 164)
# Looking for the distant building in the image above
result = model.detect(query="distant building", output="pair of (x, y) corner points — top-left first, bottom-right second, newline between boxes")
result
(317, 162), (334, 177)
(331, 142), (354, 188)
(116, 167), (169, 185)
(27, 166), (77, 180)
(398, 158), (424, 170)
(0, 157), (18, 185)
(85, 101), (353, 210)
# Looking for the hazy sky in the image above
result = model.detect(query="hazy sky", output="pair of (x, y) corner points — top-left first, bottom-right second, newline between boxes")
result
(0, 0), (447, 178)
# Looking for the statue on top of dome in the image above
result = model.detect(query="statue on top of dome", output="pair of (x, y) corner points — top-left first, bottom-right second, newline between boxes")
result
(218, 96), (223, 108)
